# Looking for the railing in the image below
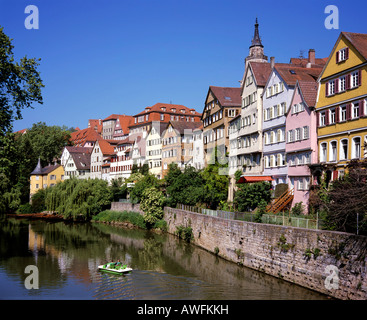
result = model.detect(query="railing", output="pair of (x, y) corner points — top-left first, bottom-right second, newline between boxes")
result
(266, 188), (294, 214)
(175, 203), (320, 230)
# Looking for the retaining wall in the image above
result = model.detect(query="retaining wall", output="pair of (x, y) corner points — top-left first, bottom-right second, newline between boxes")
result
(110, 202), (144, 215)
(164, 207), (367, 300)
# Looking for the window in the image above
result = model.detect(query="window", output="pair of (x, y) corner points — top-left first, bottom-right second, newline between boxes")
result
(287, 130), (294, 143)
(339, 76), (346, 92)
(352, 102), (360, 119)
(340, 139), (348, 160)
(337, 47), (348, 63)
(303, 126), (309, 140)
(351, 71), (360, 88)
(329, 108), (336, 124)
(352, 137), (361, 159)
(340, 105), (347, 121)
(320, 142), (327, 162)
(304, 153), (311, 164)
(320, 112), (326, 126)
(295, 128), (301, 141)
(328, 80), (335, 96)
(160, 114), (164, 121)
(228, 109), (236, 117)
(290, 155), (295, 166)
(50, 175), (56, 180)
(330, 141), (337, 161)
(264, 156), (270, 168)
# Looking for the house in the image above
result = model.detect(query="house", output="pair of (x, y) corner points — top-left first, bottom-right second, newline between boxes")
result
(60, 146), (92, 167)
(262, 61), (324, 188)
(146, 121), (167, 179)
(161, 121), (202, 177)
(63, 149), (91, 179)
(90, 139), (118, 179)
(192, 124), (204, 170)
(202, 86), (242, 165)
(286, 80), (319, 209)
(314, 32), (367, 184)
(70, 127), (103, 147)
(88, 119), (103, 135)
(112, 115), (133, 140)
(110, 138), (134, 180)
(30, 159), (64, 199)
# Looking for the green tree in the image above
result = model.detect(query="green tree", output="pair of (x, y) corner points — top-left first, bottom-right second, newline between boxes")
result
(234, 181), (272, 212)
(129, 173), (160, 203)
(140, 187), (166, 226)
(200, 147), (228, 209)
(0, 26), (44, 213)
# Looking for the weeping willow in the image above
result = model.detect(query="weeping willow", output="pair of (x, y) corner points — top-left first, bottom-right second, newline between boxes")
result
(44, 178), (112, 220)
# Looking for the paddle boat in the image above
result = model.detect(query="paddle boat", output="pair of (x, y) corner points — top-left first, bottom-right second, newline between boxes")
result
(98, 262), (132, 274)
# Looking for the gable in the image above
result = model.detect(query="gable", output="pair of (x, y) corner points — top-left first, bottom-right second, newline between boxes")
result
(320, 33), (367, 80)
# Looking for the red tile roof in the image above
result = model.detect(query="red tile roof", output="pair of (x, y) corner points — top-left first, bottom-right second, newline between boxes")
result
(248, 62), (272, 87)
(88, 119), (103, 134)
(209, 86), (242, 107)
(97, 139), (116, 156)
(297, 80), (318, 107)
(70, 127), (103, 147)
(275, 65), (324, 86)
(342, 32), (367, 60)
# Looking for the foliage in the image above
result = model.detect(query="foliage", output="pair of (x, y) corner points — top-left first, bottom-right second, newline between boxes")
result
(291, 202), (305, 216)
(30, 188), (46, 213)
(274, 183), (288, 198)
(129, 173), (160, 204)
(175, 225), (193, 242)
(234, 181), (272, 212)
(92, 210), (147, 229)
(319, 160), (367, 235)
(254, 200), (267, 223)
(234, 169), (242, 182)
(45, 178), (112, 220)
(140, 187), (166, 226)
(110, 177), (128, 201)
(200, 147), (228, 209)
(165, 164), (204, 207)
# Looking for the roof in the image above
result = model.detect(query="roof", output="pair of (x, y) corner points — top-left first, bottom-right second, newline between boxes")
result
(342, 32), (367, 60)
(31, 159), (61, 175)
(117, 137), (134, 146)
(70, 127), (103, 147)
(274, 65), (324, 86)
(88, 119), (103, 134)
(297, 80), (318, 107)
(289, 57), (328, 68)
(209, 86), (242, 107)
(114, 115), (133, 136)
(65, 146), (93, 154)
(97, 139), (115, 156)
(237, 176), (273, 183)
(134, 103), (202, 117)
(168, 121), (203, 135)
(70, 152), (91, 170)
(248, 61), (272, 86)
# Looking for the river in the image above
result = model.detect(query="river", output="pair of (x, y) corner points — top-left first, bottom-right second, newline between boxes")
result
(0, 217), (329, 300)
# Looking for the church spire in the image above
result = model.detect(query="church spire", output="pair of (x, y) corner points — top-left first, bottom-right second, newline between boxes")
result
(250, 17), (263, 48)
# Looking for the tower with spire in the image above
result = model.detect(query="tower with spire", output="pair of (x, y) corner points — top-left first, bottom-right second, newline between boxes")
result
(245, 18), (268, 67)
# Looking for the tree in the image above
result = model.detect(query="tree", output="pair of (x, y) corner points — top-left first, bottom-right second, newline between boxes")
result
(140, 187), (166, 226)
(165, 164), (204, 207)
(321, 160), (367, 235)
(0, 26), (43, 213)
(200, 147), (228, 209)
(234, 181), (272, 212)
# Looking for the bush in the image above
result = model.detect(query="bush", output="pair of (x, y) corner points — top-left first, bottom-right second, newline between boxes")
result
(92, 210), (147, 229)
(234, 182), (272, 212)
(17, 203), (33, 214)
(291, 202), (305, 216)
(140, 187), (166, 226)
(175, 225), (193, 242)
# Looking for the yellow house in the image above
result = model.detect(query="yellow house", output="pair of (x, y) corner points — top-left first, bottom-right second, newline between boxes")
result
(314, 32), (367, 182)
(30, 158), (65, 199)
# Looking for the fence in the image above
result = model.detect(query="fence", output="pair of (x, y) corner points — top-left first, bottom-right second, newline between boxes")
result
(175, 204), (320, 230)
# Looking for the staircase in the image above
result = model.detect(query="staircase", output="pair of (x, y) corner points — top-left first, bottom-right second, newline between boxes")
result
(266, 188), (294, 214)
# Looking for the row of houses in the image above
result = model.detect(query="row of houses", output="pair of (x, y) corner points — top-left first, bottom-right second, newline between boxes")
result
(30, 19), (367, 212)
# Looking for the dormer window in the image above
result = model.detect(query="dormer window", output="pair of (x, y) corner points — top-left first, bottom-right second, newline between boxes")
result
(336, 47), (349, 63)
(171, 108), (176, 113)
(161, 107), (166, 111)
(180, 109), (185, 113)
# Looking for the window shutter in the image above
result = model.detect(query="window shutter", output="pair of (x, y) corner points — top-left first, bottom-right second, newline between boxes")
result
(332, 170), (338, 181)
(358, 69), (362, 86)
(335, 79), (339, 93)
(325, 82), (329, 96)
(360, 100), (365, 117)
(336, 51), (339, 63)
(225, 109), (228, 117)
(346, 103), (351, 120)
(335, 106), (340, 122)
(345, 47), (349, 60)
(325, 110), (329, 126)
(346, 74), (351, 90)
(316, 112), (319, 127)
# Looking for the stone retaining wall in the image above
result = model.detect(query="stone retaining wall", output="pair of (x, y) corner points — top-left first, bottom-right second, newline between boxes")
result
(164, 207), (367, 300)
(110, 202), (144, 215)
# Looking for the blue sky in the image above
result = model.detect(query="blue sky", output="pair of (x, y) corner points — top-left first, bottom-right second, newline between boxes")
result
(1, 0), (366, 132)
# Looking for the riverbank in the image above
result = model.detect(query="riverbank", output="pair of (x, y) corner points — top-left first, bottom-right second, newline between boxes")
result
(163, 206), (367, 300)
(6, 212), (64, 221)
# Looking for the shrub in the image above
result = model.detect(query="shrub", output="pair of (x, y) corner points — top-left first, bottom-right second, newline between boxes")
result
(92, 210), (146, 229)
(175, 225), (193, 242)
(140, 187), (165, 226)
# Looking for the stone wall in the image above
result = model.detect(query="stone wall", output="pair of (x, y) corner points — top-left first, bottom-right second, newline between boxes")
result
(110, 202), (144, 215)
(164, 207), (367, 300)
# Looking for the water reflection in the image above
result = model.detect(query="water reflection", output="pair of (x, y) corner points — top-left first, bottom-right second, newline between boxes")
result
(0, 218), (329, 300)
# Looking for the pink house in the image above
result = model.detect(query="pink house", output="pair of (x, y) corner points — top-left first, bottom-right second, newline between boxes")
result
(285, 80), (318, 211)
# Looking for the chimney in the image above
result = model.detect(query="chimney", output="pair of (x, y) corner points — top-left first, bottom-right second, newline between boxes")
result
(99, 119), (101, 125)
(270, 56), (275, 69)
(308, 49), (315, 65)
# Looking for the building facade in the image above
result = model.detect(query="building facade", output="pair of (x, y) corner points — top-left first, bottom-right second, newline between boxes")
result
(315, 32), (367, 183)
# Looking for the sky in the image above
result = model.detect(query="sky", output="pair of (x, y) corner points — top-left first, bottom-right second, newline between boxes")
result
(1, 0), (367, 132)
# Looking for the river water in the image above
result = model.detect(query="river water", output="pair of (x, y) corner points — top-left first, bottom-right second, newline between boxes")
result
(0, 218), (329, 300)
